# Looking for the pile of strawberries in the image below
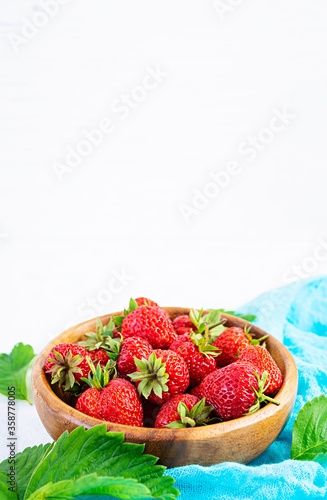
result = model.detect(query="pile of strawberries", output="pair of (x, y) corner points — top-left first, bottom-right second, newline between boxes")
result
(44, 297), (283, 429)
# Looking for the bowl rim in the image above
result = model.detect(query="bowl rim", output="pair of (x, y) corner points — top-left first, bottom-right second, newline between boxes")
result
(32, 309), (298, 442)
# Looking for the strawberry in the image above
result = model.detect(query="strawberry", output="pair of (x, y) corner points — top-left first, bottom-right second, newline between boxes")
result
(113, 298), (170, 333)
(75, 387), (102, 419)
(129, 350), (189, 405)
(175, 327), (193, 336)
(121, 306), (177, 349)
(212, 326), (268, 367)
(88, 348), (110, 366)
(155, 394), (213, 428)
(135, 297), (159, 307)
(170, 328), (220, 387)
(237, 345), (283, 396)
(75, 358), (143, 426)
(189, 385), (203, 399)
(200, 361), (279, 421)
(45, 343), (90, 390)
(100, 378), (143, 426)
(169, 332), (192, 351)
(172, 315), (195, 335)
(117, 337), (153, 376)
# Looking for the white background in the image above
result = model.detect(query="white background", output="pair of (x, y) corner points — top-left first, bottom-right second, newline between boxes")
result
(0, 0), (327, 457)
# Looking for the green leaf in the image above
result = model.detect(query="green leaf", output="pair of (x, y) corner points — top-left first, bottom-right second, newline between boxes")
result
(0, 344), (36, 404)
(207, 309), (257, 322)
(26, 474), (151, 500)
(129, 298), (139, 312)
(237, 314), (257, 322)
(202, 310), (222, 325)
(96, 317), (104, 335)
(113, 316), (124, 327)
(165, 421), (185, 429)
(189, 308), (203, 330)
(209, 324), (227, 337)
(0, 443), (53, 500)
(222, 310), (257, 322)
(24, 425), (179, 500)
(291, 394), (327, 461)
(0, 468), (18, 499)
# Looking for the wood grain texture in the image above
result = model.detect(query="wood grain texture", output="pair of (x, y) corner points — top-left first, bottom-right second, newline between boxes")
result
(31, 309), (298, 467)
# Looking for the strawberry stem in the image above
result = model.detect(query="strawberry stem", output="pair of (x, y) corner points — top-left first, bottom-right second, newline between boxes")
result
(263, 395), (280, 405)
(129, 352), (169, 400)
(246, 371), (280, 415)
(165, 398), (214, 428)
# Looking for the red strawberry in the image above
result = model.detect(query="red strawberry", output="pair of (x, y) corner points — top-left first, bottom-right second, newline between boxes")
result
(75, 387), (102, 419)
(117, 336), (153, 376)
(172, 341), (217, 388)
(189, 385), (203, 399)
(237, 345), (283, 396)
(155, 394), (213, 428)
(212, 326), (268, 367)
(88, 348), (110, 366)
(75, 358), (143, 426)
(129, 350), (189, 405)
(155, 394), (198, 428)
(45, 343), (90, 390)
(122, 306), (177, 349)
(135, 297), (159, 307)
(170, 330), (220, 387)
(172, 315), (195, 335)
(169, 332), (192, 351)
(100, 378), (143, 426)
(200, 361), (279, 420)
(175, 327), (193, 335)
(134, 297), (172, 321)
(200, 362), (259, 420)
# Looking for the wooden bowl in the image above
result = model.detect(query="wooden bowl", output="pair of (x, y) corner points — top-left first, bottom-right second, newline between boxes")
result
(32, 308), (298, 467)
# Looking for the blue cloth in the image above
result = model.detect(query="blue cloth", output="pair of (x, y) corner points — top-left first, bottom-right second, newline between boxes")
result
(167, 277), (327, 499)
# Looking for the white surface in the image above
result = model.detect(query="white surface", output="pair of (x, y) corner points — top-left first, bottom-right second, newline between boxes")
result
(1, 0), (327, 460)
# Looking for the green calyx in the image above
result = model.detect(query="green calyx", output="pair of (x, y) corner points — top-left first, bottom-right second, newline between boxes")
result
(78, 317), (120, 350)
(46, 350), (84, 390)
(81, 356), (116, 390)
(247, 371), (281, 415)
(128, 352), (169, 400)
(190, 323), (221, 358)
(189, 308), (227, 342)
(165, 398), (214, 428)
(113, 298), (139, 331)
(243, 325), (269, 346)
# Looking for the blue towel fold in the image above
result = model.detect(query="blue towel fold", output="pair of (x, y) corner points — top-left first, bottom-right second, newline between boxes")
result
(167, 277), (327, 499)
